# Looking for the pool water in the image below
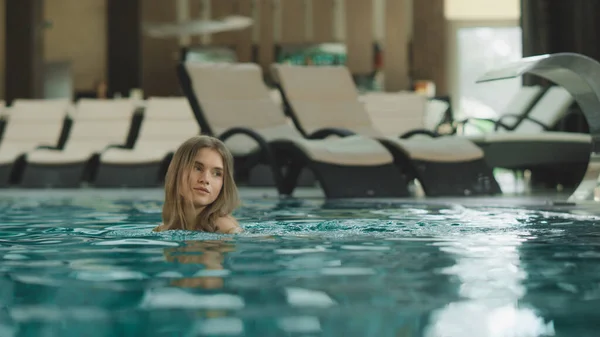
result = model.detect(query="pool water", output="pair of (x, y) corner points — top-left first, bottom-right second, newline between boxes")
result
(0, 192), (598, 336)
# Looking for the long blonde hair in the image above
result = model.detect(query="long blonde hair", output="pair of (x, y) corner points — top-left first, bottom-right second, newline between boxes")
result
(162, 135), (240, 231)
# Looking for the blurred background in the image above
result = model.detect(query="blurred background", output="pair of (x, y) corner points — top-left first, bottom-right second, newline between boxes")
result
(2, 0), (597, 123)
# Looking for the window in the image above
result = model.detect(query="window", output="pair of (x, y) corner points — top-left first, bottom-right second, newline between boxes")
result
(451, 23), (523, 123)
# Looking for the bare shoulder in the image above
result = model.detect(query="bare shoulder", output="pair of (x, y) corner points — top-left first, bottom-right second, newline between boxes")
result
(215, 215), (242, 234)
(152, 223), (167, 232)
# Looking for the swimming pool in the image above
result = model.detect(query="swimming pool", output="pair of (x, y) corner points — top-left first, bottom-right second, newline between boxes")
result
(0, 189), (597, 336)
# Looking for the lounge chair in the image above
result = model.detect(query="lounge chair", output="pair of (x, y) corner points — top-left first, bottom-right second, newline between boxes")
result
(20, 98), (141, 188)
(270, 64), (501, 197)
(466, 85), (590, 170)
(359, 92), (457, 136)
(473, 52), (600, 202)
(178, 62), (409, 198)
(0, 99), (72, 186)
(358, 91), (456, 134)
(455, 85), (544, 135)
(358, 91), (429, 137)
(94, 97), (200, 187)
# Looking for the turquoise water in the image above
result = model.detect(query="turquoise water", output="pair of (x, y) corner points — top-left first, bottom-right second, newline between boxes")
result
(0, 192), (598, 336)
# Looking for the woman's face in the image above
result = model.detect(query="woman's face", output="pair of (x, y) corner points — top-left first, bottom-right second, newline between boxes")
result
(181, 148), (224, 211)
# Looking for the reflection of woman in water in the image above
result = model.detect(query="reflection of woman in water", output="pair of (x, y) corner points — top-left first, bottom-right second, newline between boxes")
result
(154, 136), (242, 234)
(164, 240), (236, 289)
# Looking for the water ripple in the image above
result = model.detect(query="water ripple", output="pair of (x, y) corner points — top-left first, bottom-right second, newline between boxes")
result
(0, 195), (595, 335)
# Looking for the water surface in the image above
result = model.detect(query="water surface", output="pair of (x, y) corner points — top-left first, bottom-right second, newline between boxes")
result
(0, 193), (598, 336)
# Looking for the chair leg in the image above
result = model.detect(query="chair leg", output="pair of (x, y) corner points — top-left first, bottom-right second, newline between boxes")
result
(261, 149), (288, 196)
(280, 160), (304, 195)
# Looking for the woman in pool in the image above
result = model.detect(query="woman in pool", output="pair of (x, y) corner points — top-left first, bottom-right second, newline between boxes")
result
(153, 135), (242, 234)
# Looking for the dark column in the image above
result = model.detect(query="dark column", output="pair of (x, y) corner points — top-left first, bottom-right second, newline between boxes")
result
(521, 0), (600, 85)
(107, 0), (141, 98)
(412, 0), (446, 95)
(236, 0), (253, 63)
(384, 0), (409, 91)
(5, 0), (44, 103)
(257, 0), (274, 75)
(141, 0), (179, 97)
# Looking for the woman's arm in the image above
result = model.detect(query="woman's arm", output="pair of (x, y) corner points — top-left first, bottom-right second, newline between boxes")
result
(215, 216), (243, 234)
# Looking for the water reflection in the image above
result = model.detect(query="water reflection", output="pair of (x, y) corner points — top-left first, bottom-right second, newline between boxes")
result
(425, 232), (555, 337)
(163, 240), (236, 289)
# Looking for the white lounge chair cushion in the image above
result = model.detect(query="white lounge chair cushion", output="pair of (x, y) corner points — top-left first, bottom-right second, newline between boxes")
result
(137, 120), (199, 140)
(512, 86), (573, 133)
(271, 65), (375, 135)
(484, 85), (543, 129)
(0, 100), (71, 164)
(1, 99), (69, 140)
(480, 131), (591, 143)
(284, 100), (375, 135)
(386, 135), (485, 162)
(0, 144), (37, 164)
(26, 126), (129, 165)
(100, 142), (181, 164)
(7, 98), (71, 120)
(296, 135), (394, 166)
(101, 149), (167, 165)
(143, 97), (194, 120)
(425, 99), (450, 130)
(26, 148), (92, 164)
(27, 139), (122, 164)
(26, 99), (140, 165)
(222, 124), (393, 166)
(98, 97), (200, 165)
(360, 92), (429, 135)
(2, 123), (63, 143)
(270, 89), (283, 108)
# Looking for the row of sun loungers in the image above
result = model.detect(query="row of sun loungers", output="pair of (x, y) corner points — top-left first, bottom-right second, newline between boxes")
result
(0, 62), (589, 198)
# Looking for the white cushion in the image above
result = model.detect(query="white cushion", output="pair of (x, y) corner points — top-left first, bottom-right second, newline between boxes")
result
(388, 136), (484, 162)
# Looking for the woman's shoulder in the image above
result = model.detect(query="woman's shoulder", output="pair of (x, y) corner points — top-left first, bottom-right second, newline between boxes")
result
(214, 215), (242, 234)
(152, 223), (168, 232)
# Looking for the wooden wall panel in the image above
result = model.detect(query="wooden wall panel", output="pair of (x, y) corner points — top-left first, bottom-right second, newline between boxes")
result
(257, 0), (275, 72)
(210, 0), (237, 45)
(141, 0), (180, 97)
(311, 0), (334, 42)
(384, 0), (409, 91)
(236, 0), (253, 62)
(189, 0), (204, 45)
(281, 0), (306, 43)
(344, 0), (374, 75)
(5, 0), (44, 102)
(412, 0), (447, 95)
(44, 0), (107, 91)
(209, 0), (253, 62)
(108, 0), (141, 97)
